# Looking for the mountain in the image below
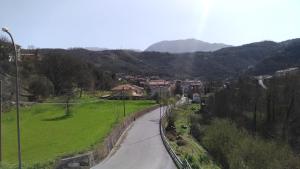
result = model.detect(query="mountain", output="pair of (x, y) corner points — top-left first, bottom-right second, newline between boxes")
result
(84, 47), (109, 51)
(84, 47), (142, 52)
(145, 39), (231, 53)
(248, 38), (300, 75)
(31, 40), (286, 80)
(18, 38), (300, 80)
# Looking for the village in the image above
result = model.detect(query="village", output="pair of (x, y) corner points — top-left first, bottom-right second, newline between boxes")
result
(108, 74), (204, 103)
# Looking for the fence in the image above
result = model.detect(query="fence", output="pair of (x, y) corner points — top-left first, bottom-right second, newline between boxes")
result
(160, 106), (193, 169)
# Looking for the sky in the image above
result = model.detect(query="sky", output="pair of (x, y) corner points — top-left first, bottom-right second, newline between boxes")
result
(0, 0), (300, 50)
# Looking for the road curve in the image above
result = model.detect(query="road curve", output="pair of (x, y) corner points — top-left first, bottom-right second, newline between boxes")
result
(92, 108), (177, 169)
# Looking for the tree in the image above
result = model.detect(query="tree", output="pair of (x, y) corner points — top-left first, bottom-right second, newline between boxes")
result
(0, 37), (14, 74)
(93, 70), (116, 90)
(39, 53), (84, 95)
(28, 77), (54, 101)
(75, 63), (94, 97)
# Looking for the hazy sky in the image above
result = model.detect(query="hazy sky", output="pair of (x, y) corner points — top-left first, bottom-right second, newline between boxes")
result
(0, 0), (299, 49)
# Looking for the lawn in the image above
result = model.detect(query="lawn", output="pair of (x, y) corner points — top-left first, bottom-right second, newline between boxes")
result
(2, 97), (155, 167)
(168, 104), (220, 169)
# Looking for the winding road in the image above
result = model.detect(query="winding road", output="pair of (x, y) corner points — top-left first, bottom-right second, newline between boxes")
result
(92, 108), (177, 169)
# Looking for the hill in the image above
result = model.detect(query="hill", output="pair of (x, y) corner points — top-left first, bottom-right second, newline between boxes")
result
(249, 38), (300, 75)
(33, 40), (281, 80)
(145, 39), (231, 53)
(4, 38), (298, 82)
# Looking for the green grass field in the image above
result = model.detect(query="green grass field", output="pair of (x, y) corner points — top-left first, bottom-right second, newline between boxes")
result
(2, 97), (155, 167)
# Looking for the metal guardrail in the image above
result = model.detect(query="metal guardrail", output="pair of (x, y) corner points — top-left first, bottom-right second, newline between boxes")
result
(160, 107), (193, 169)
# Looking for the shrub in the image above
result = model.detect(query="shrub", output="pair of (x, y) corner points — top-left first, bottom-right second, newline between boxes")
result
(202, 119), (300, 169)
(28, 77), (54, 101)
(202, 119), (246, 168)
(176, 139), (187, 146)
(198, 154), (210, 164)
(190, 114), (202, 140)
(229, 138), (300, 169)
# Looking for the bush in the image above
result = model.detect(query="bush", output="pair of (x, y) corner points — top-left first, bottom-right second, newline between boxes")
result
(176, 139), (187, 146)
(198, 154), (210, 164)
(202, 119), (300, 169)
(229, 138), (300, 169)
(202, 119), (245, 168)
(185, 154), (200, 169)
(166, 111), (177, 131)
(28, 77), (54, 101)
(190, 114), (202, 140)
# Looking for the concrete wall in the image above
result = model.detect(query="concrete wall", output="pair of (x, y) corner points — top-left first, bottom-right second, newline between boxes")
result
(55, 105), (159, 169)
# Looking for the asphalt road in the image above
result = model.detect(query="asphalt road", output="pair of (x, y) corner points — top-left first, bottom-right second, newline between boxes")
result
(91, 108), (177, 169)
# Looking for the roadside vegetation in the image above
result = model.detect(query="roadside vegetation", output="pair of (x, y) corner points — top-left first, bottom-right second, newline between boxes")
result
(1, 94), (155, 168)
(206, 73), (300, 152)
(190, 72), (300, 169)
(200, 119), (300, 169)
(166, 104), (220, 169)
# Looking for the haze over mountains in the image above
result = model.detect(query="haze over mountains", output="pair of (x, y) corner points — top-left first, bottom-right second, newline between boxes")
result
(145, 39), (232, 53)
(84, 47), (109, 51)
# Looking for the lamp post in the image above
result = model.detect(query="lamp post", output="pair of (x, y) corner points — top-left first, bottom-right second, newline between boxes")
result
(122, 86), (126, 117)
(2, 27), (22, 169)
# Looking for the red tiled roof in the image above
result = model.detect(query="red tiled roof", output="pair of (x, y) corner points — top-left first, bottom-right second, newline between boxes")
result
(148, 80), (169, 86)
(111, 84), (144, 91)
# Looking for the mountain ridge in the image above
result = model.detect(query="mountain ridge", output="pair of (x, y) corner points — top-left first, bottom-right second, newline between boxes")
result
(145, 39), (232, 53)
(16, 38), (300, 80)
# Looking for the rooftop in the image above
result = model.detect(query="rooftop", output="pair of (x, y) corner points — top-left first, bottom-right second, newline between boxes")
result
(111, 84), (144, 91)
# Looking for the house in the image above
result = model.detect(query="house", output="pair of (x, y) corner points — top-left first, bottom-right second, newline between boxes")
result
(192, 93), (201, 103)
(181, 80), (203, 97)
(20, 49), (42, 61)
(111, 84), (145, 99)
(147, 80), (171, 97)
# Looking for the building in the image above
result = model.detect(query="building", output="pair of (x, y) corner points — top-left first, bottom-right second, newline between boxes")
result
(111, 84), (145, 99)
(147, 80), (171, 97)
(192, 93), (201, 103)
(181, 80), (203, 97)
(20, 49), (42, 61)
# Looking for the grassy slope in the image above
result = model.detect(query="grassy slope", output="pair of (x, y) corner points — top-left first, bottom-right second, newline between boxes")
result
(169, 104), (220, 169)
(3, 97), (155, 166)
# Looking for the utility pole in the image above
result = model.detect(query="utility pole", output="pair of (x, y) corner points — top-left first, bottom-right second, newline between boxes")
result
(0, 80), (2, 162)
(2, 27), (22, 169)
(159, 86), (162, 119)
(122, 86), (126, 117)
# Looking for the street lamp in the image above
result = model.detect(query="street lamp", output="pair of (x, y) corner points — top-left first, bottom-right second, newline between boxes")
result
(2, 27), (22, 169)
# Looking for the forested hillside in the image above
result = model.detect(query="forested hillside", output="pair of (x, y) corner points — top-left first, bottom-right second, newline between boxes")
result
(1, 38), (299, 105)
(207, 73), (300, 152)
(32, 39), (286, 80)
(0, 39), (117, 104)
(188, 73), (300, 169)
(249, 38), (300, 75)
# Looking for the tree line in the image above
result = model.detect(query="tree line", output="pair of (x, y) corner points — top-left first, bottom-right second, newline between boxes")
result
(0, 39), (117, 102)
(189, 73), (300, 169)
(206, 74), (300, 151)
(25, 53), (117, 100)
